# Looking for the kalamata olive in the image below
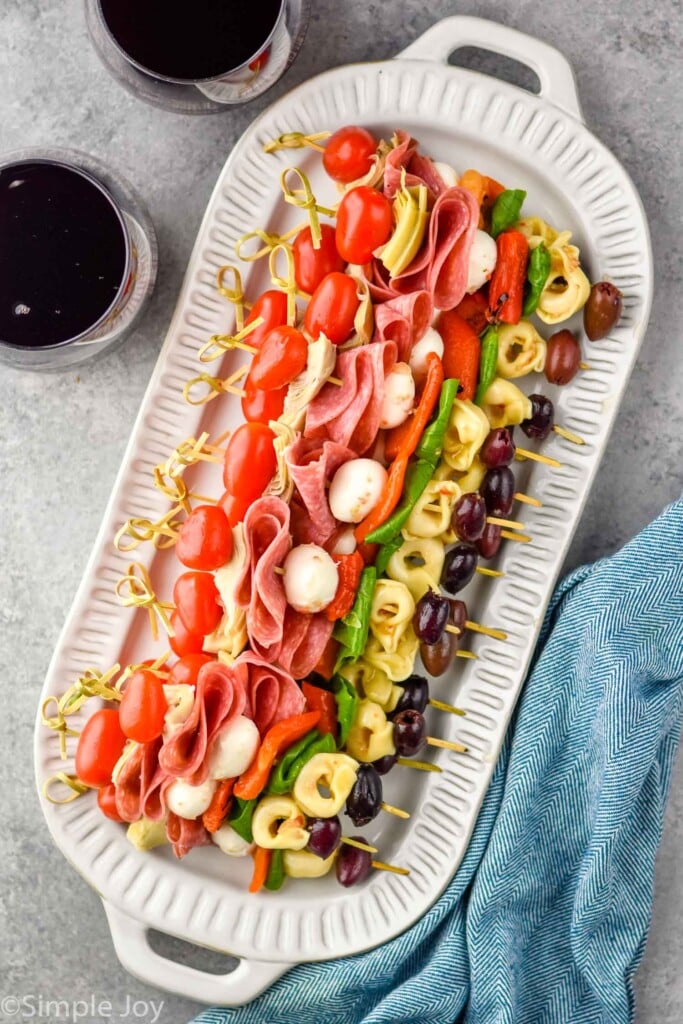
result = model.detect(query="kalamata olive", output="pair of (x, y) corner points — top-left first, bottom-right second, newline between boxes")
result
(481, 466), (515, 516)
(451, 492), (487, 542)
(413, 590), (449, 644)
(336, 837), (372, 887)
(372, 753), (398, 775)
(346, 764), (382, 826)
(584, 281), (623, 341)
(392, 674), (429, 716)
(441, 542), (478, 594)
(308, 816), (342, 859)
(420, 600), (464, 676)
(521, 394), (554, 440)
(448, 599), (467, 635)
(480, 428), (516, 468)
(477, 522), (502, 559)
(545, 329), (581, 385)
(393, 709), (426, 756)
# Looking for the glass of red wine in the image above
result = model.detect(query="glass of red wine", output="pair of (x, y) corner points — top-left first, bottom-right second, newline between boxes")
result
(86, 0), (311, 113)
(0, 149), (157, 370)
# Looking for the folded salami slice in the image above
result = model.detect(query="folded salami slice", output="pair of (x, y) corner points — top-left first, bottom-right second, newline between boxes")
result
(383, 130), (418, 198)
(408, 153), (448, 197)
(231, 649), (306, 735)
(166, 813), (213, 859)
(286, 611), (335, 679)
(372, 290), (433, 361)
(285, 437), (355, 546)
(158, 660), (247, 785)
(305, 340), (397, 454)
(114, 737), (164, 823)
(235, 496), (292, 659)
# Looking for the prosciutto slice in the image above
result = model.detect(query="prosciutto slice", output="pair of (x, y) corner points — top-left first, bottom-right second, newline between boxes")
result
(231, 649), (306, 735)
(305, 340), (397, 454)
(158, 660), (247, 784)
(391, 186), (479, 310)
(114, 737), (164, 823)
(285, 437), (355, 546)
(372, 291), (433, 361)
(166, 813), (213, 859)
(235, 496), (291, 659)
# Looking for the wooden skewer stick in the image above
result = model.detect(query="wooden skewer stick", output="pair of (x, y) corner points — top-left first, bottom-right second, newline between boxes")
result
(455, 650), (478, 660)
(476, 565), (505, 578)
(465, 619), (507, 641)
(372, 860), (410, 876)
(553, 424), (585, 445)
(579, 361), (590, 370)
(381, 801), (410, 820)
(486, 516), (526, 530)
(515, 492), (542, 508)
(515, 447), (561, 468)
(273, 566), (285, 575)
(427, 736), (468, 754)
(501, 529), (532, 543)
(397, 756), (443, 771)
(428, 698), (466, 717)
(341, 837), (378, 854)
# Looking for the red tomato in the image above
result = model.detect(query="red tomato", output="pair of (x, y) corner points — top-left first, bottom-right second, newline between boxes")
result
(119, 669), (168, 743)
(293, 224), (345, 294)
(219, 490), (252, 528)
(169, 610), (206, 658)
(222, 422), (277, 503)
(335, 186), (393, 265)
(323, 126), (378, 184)
(173, 572), (223, 636)
(75, 709), (126, 789)
(176, 504), (233, 571)
(97, 783), (123, 822)
(244, 290), (288, 350)
(303, 272), (360, 345)
(250, 326), (308, 391)
(167, 652), (214, 688)
(241, 374), (287, 424)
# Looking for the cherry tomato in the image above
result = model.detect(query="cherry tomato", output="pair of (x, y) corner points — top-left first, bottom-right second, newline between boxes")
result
(244, 290), (288, 350)
(176, 504), (233, 571)
(167, 652), (214, 688)
(97, 783), (123, 822)
(323, 126), (378, 184)
(304, 272), (360, 345)
(169, 610), (205, 658)
(249, 326), (308, 391)
(119, 669), (167, 743)
(293, 223), (345, 294)
(223, 422), (277, 503)
(335, 186), (393, 265)
(219, 490), (252, 527)
(75, 709), (126, 789)
(241, 373), (287, 424)
(173, 572), (223, 636)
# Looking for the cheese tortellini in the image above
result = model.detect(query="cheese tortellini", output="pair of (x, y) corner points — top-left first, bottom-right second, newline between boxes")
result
(456, 455), (487, 495)
(369, 579), (415, 655)
(404, 479), (461, 539)
(516, 217), (590, 325)
(340, 659), (401, 712)
(442, 399), (490, 472)
(496, 321), (547, 379)
(386, 535), (445, 602)
(345, 699), (396, 761)
(364, 628), (420, 682)
(480, 378), (533, 429)
(516, 216), (558, 249)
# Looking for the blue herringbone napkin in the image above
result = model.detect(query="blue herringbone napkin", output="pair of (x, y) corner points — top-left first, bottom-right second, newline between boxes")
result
(195, 498), (683, 1024)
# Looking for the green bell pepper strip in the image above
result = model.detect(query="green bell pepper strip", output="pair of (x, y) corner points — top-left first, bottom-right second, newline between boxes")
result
(333, 567), (376, 671)
(333, 673), (359, 748)
(227, 797), (257, 843)
(374, 534), (404, 577)
(264, 849), (285, 891)
(474, 326), (499, 406)
(491, 188), (527, 238)
(415, 377), (459, 465)
(365, 458), (434, 545)
(522, 243), (551, 317)
(267, 730), (336, 794)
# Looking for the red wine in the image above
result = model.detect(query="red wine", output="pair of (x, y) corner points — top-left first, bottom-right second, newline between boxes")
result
(99, 0), (283, 82)
(0, 161), (128, 349)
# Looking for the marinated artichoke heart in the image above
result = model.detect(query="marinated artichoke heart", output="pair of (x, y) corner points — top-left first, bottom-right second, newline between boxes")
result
(378, 177), (429, 279)
(127, 818), (168, 851)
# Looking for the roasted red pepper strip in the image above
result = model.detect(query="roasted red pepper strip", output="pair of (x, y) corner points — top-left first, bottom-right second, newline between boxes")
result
(249, 846), (272, 893)
(453, 291), (489, 335)
(325, 551), (364, 621)
(301, 682), (338, 739)
(233, 711), (321, 801)
(202, 778), (235, 834)
(488, 230), (529, 325)
(437, 311), (481, 402)
(312, 635), (340, 680)
(382, 352), (445, 463)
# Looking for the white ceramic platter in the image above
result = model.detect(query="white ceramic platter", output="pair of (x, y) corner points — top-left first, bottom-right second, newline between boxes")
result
(34, 16), (652, 1006)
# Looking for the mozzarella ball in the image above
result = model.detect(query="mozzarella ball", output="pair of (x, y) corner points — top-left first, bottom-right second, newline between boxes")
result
(380, 362), (416, 429)
(212, 823), (254, 857)
(165, 778), (216, 820)
(283, 544), (339, 613)
(208, 715), (260, 780)
(331, 526), (357, 556)
(467, 229), (497, 294)
(433, 161), (459, 188)
(409, 327), (445, 382)
(329, 459), (388, 524)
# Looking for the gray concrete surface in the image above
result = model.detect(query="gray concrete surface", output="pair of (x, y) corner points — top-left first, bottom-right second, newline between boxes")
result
(1, 1), (681, 1022)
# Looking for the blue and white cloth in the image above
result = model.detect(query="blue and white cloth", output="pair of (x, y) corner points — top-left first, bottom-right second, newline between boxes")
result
(195, 498), (683, 1024)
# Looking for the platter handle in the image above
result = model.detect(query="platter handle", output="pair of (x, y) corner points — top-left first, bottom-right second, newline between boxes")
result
(103, 901), (287, 1006)
(397, 16), (583, 121)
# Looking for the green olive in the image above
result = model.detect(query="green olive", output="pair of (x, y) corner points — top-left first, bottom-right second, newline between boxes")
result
(583, 281), (623, 341)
